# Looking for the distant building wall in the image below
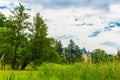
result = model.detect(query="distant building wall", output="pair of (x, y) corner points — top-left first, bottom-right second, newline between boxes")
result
(82, 52), (92, 63)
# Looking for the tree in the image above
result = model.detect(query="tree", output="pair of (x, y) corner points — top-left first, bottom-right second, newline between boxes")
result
(0, 3), (62, 70)
(74, 45), (81, 62)
(67, 39), (76, 63)
(0, 12), (15, 69)
(67, 39), (76, 55)
(91, 49), (106, 63)
(9, 3), (30, 69)
(20, 13), (60, 70)
(0, 27), (12, 69)
(56, 40), (63, 56)
(106, 54), (114, 62)
(29, 12), (49, 67)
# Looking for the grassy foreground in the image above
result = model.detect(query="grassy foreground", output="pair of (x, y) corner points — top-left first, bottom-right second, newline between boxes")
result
(0, 62), (120, 80)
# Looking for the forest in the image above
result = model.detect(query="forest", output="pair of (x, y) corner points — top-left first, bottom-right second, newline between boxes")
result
(0, 3), (120, 80)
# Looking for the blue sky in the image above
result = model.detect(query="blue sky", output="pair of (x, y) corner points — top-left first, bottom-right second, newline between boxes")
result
(1, 0), (120, 54)
(18, 0), (120, 12)
(18, 0), (119, 9)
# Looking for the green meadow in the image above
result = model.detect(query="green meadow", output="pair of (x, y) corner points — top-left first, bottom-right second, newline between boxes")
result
(0, 62), (120, 80)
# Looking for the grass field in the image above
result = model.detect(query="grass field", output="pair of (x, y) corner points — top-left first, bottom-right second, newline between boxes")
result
(0, 62), (120, 80)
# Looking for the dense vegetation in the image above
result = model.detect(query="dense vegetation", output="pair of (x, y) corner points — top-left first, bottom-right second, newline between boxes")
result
(0, 3), (61, 70)
(0, 62), (120, 80)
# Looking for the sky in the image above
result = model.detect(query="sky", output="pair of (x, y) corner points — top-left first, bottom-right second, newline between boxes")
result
(0, 0), (120, 54)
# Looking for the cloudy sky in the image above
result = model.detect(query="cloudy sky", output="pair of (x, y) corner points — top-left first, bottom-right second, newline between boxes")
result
(1, 0), (120, 54)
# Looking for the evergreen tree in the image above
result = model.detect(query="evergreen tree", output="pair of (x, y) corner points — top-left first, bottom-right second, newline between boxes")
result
(67, 39), (76, 63)
(56, 40), (63, 56)
(67, 39), (76, 55)
(75, 45), (81, 61)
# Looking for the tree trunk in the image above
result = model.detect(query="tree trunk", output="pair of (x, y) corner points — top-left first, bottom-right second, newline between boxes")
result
(12, 54), (16, 69)
(12, 44), (17, 70)
(16, 64), (19, 69)
(21, 59), (31, 70)
(21, 62), (28, 70)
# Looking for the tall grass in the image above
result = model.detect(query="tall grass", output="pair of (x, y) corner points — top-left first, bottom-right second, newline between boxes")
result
(0, 62), (120, 80)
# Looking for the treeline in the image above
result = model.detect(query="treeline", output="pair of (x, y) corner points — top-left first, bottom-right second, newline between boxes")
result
(0, 3), (119, 70)
(56, 39), (120, 64)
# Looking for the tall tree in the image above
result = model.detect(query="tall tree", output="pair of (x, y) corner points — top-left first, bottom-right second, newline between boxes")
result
(56, 40), (63, 56)
(67, 39), (76, 55)
(74, 45), (81, 62)
(91, 49), (106, 63)
(21, 13), (60, 69)
(0, 4), (61, 70)
(0, 13), (13, 69)
(0, 27), (12, 69)
(67, 39), (76, 63)
(10, 3), (30, 69)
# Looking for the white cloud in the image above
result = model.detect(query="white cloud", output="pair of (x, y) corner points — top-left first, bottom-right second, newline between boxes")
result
(39, 6), (120, 54)
(109, 4), (120, 13)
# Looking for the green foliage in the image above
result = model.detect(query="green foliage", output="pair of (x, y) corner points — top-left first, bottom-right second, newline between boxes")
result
(91, 49), (106, 63)
(0, 12), (6, 27)
(0, 27), (13, 68)
(56, 40), (63, 55)
(25, 13), (61, 69)
(46, 49), (61, 63)
(9, 3), (31, 69)
(67, 39), (76, 55)
(0, 62), (120, 80)
(91, 49), (115, 63)
(5, 73), (15, 80)
(0, 3), (61, 70)
(117, 49), (120, 61)
(0, 27), (12, 42)
(66, 39), (82, 63)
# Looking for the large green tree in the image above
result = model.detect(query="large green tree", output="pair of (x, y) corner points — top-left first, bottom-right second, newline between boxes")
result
(91, 49), (107, 63)
(9, 3), (30, 69)
(0, 13), (13, 69)
(0, 27), (12, 69)
(21, 13), (60, 69)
